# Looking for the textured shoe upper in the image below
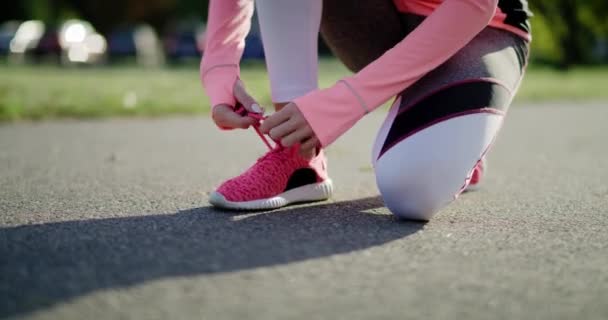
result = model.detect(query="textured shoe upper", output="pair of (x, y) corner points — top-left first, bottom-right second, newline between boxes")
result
(216, 147), (328, 202)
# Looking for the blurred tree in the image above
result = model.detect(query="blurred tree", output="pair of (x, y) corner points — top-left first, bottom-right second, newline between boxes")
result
(65, 0), (209, 32)
(4, 0), (608, 66)
(1, 1), (55, 24)
(174, 0), (208, 20)
(1, 0), (209, 32)
(65, 0), (174, 32)
(530, 0), (608, 67)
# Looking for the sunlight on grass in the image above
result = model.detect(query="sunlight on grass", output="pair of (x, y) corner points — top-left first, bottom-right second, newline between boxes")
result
(0, 60), (605, 121)
(517, 67), (608, 102)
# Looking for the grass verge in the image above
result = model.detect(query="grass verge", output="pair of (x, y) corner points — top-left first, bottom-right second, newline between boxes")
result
(0, 60), (606, 121)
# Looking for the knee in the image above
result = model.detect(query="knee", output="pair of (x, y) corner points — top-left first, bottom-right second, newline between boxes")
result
(375, 158), (455, 221)
(376, 172), (439, 221)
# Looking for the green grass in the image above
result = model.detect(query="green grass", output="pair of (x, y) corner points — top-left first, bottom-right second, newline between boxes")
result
(0, 60), (606, 121)
(517, 67), (608, 102)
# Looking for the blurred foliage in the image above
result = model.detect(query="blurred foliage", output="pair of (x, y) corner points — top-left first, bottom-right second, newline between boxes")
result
(1, 0), (207, 33)
(529, 0), (608, 67)
(2, 1), (608, 67)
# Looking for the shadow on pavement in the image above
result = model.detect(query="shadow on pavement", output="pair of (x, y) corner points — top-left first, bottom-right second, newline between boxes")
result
(0, 196), (424, 317)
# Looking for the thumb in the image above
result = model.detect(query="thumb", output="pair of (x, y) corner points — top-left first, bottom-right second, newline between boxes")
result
(233, 79), (264, 115)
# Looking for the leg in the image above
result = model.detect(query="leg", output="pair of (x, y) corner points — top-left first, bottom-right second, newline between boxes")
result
(209, 0), (333, 211)
(320, 0), (411, 72)
(375, 106), (505, 220)
(255, 0), (322, 107)
(373, 26), (529, 220)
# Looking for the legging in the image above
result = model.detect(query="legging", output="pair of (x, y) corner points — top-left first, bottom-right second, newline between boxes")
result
(256, 0), (529, 220)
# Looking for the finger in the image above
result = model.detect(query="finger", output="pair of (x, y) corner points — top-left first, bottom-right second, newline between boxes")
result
(268, 118), (299, 141)
(299, 136), (320, 155)
(281, 126), (314, 148)
(214, 106), (257, 129)
(212, 104), (234, 125)
(233, 80), (264, 114)
(260, 108), (292, 133)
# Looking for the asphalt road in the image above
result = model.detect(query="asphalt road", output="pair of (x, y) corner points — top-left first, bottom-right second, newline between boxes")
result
(1, 102), (607, 320)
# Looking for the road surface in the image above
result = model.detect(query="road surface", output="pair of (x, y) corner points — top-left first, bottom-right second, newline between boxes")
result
(1, 102), (607, 319)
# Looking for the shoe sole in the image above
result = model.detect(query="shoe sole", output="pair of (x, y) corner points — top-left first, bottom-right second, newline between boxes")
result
(463, 180), (482, 192)
(209, 179), (334, 210)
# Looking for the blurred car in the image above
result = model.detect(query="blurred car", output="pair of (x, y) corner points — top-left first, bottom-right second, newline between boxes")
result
(0, 21), (20, 55)
(164, 24), (205, 63)
(33, 28), (62, 61)
(3, 19), (105, 65)
(242, 32), (264, 60)
(107, 25), (163, 66)
(8, 20), (45, 63)
(58, 19), (107, 65)
(242, 13), (264, 60)
(192, 12), (264, 62)
(107, 29), (137, 57)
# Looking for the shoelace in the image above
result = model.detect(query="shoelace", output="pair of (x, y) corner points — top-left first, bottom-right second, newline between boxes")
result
(234, 104), (280, 151)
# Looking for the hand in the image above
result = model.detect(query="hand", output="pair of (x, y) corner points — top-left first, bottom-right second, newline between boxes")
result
(212, 79), (264, 129)
(260, 102), (320, 155)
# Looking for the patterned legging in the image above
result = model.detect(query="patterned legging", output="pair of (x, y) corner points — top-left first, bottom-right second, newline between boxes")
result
(256, 0), (528, 220)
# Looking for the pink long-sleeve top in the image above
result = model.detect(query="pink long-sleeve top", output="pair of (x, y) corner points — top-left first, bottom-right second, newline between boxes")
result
(200, 0), (531, 147)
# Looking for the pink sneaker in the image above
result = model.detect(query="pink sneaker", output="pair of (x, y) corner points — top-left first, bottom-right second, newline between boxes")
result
(209, 147), (333, 210)
(209, 106), (333, 210)
(464, 157), (486, 192)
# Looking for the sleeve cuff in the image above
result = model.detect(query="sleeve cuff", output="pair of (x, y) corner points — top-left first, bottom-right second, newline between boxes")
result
(201, 64), (239, 108)
(293, 80), (368, 147)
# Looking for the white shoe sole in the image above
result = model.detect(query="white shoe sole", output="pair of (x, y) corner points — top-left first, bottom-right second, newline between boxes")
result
(209, 179), (334, 210)
(463, 180), (482, 192)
